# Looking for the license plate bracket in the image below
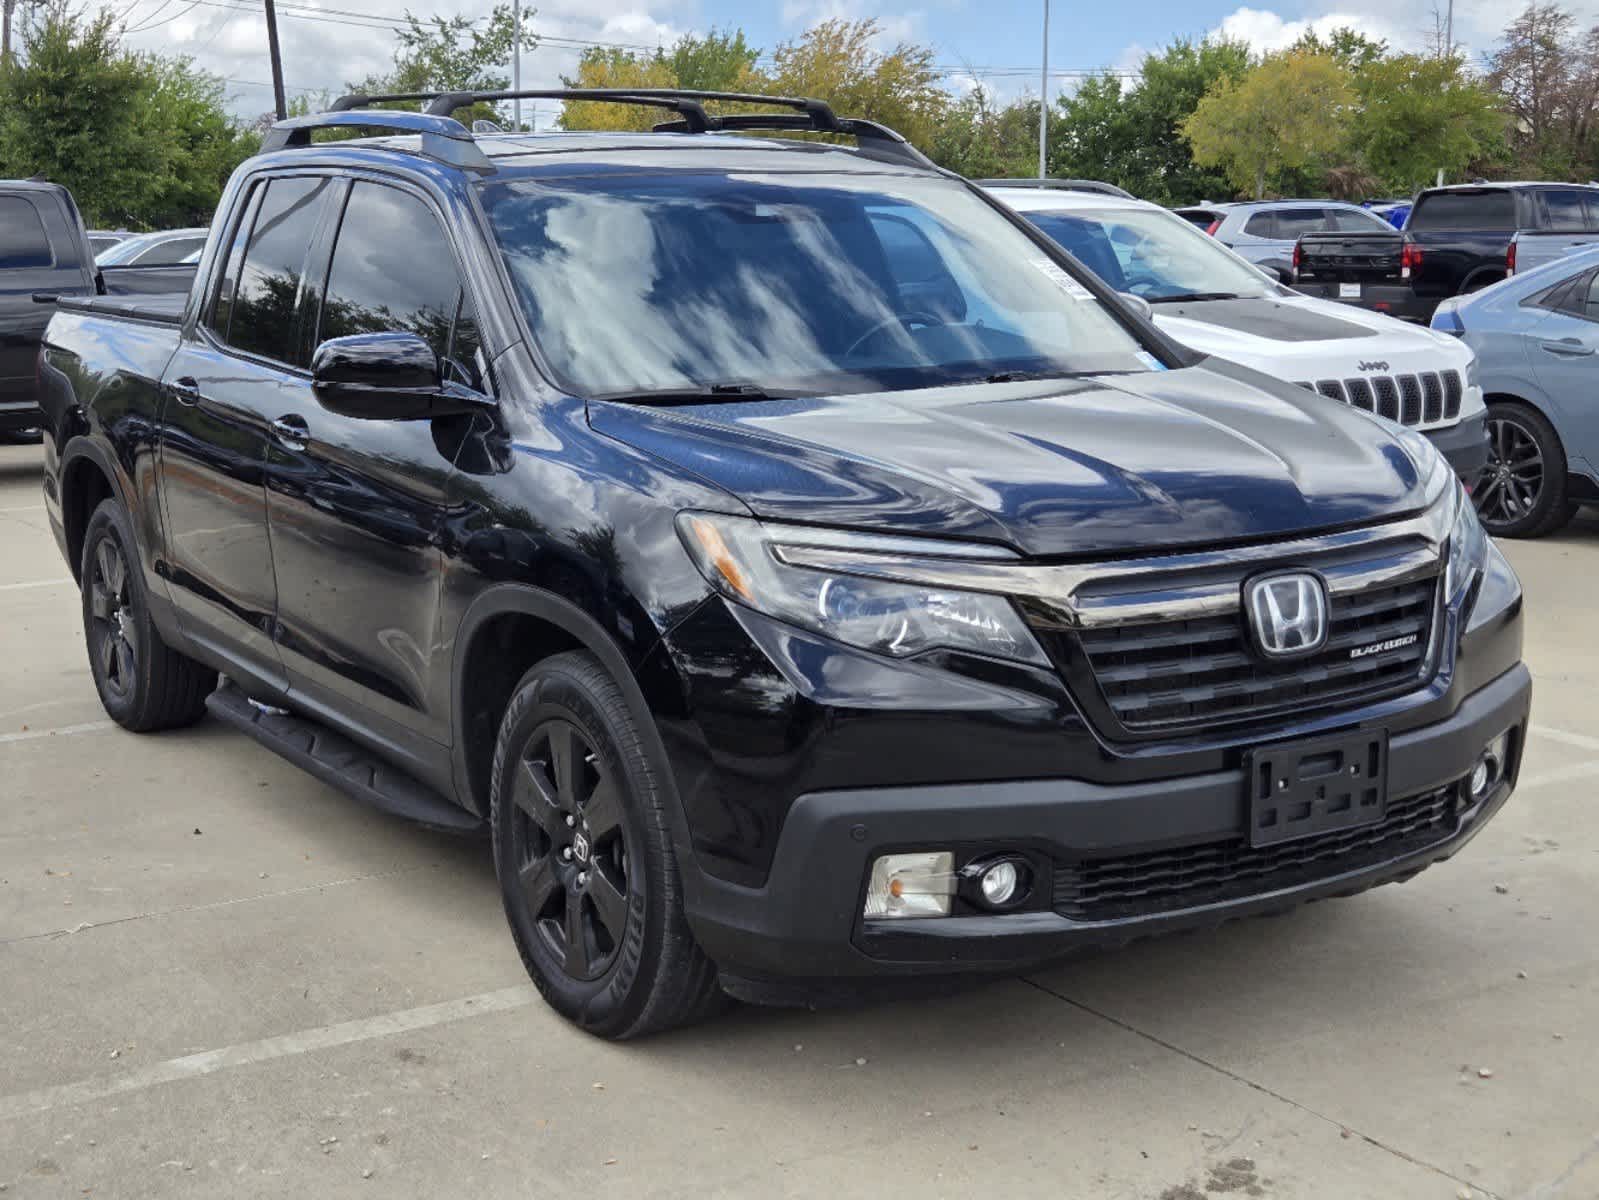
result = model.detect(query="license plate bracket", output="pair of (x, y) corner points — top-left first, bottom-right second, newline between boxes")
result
(1244, 730), (1388, 848)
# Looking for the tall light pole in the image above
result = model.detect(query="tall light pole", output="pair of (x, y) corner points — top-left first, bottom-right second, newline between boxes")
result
(512, 0), (522, 131)
(1038, 0), (1049, 178)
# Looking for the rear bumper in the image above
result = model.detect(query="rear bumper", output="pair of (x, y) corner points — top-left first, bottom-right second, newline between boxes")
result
(0, 396), (41, 432)
(687, 661), (1530, 989)
(1293, 282), (1438, 323)
(1428, 410), (1489, 481)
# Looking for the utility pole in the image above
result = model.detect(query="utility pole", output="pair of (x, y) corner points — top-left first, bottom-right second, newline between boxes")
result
(512, 0), (521, 131)
(1445, 0), (1454, 54)
(1038, 0), (1049, 178)
(263, 0), (287, 120)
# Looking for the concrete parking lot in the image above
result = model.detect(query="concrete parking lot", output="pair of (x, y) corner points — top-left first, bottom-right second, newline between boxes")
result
(1, 439), (1596, 1200)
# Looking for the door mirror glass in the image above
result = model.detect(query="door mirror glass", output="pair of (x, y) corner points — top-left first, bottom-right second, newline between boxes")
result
(311, 331), (480, 420)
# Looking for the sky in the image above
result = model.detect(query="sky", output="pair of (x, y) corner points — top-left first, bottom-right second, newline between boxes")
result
(106, 0), (1599, 125)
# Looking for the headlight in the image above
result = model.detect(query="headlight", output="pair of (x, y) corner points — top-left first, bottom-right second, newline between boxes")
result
(1444, 480), (1488, 607)
(677, 512), (1050, 666)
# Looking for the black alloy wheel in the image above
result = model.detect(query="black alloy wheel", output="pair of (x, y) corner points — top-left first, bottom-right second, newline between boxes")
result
(508, 718), (633, 983)
(1474, 403), (1575, 538)
(86, 534), (138, 703)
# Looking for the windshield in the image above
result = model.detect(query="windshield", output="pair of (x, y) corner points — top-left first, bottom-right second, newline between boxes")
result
(1023, 206), (1276, 303)
(478, 172), (1156, 399)
(95, 235), (154, 266)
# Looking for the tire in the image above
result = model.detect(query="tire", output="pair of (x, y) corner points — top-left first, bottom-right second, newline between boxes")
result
(490, 650), (725, 1039)
(1473, 401), (1577, 539)
(80, 498), (216, 731)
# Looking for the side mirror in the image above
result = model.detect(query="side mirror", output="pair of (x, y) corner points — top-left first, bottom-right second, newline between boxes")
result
(311, 331), (491, 420)
(1117, 292), (1154, 321)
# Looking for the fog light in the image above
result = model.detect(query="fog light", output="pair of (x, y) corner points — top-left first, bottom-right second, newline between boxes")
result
(980, 860), (1020, 906)
(1468, 759), (1492, 799)
(1469, 732), (1512, 801)
(864, 851), (954, 919)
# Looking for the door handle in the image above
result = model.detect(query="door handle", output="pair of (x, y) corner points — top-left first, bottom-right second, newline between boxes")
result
(270, 414), (310, 450)
(1540, 337), (1596, 357)
(168, 376), (201, 405)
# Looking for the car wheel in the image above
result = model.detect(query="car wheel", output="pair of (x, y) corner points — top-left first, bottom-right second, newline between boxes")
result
(81, 499), (216, 730)
(490, 650), (725, 1039)
(1473, 402), (1576, 538)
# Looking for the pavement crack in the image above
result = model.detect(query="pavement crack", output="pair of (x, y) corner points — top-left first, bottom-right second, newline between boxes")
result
(1020, 975), (1503, 1200)
(0, 864), (436, 946)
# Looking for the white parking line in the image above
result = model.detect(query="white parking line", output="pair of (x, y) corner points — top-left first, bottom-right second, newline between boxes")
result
(0, 721), (114, 745)
(0, 985), (538, 1121)
(0, 578), (69, 592)
(1529, 724), (1599, 755)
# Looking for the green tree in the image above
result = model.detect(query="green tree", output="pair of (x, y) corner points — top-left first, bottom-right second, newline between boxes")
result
(1182, 50), (1355, 199)
(350, 4), (538, 125)
(766, 18), (947, 149)
(1354, 52), (1506, 191)
(0, 6), (252, 227)
(1289, 26), (1388, 68)
(560, 47), (678, 131)
(1051, 38), (1251, 204)
(665, 29), (760, 92)
(927, 87), (1038, 177)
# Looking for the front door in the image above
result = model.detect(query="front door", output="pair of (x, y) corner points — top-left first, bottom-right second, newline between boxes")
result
(158, 174), (339, 690)
(265, 178), (485, 752)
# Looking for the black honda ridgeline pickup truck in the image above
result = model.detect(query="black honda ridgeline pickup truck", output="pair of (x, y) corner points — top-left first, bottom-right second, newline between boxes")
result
(36, 91), (1531, 1038)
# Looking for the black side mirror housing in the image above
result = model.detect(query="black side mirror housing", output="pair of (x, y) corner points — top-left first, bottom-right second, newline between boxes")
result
(311, 332), (491, 420)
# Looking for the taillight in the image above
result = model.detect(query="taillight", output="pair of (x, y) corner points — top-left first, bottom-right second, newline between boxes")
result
(1204, 219), (1220, 236)
(1292, 241), (1302, 269)
(1507, 240), (1517, 276)
(1400, 241), (1422, 279)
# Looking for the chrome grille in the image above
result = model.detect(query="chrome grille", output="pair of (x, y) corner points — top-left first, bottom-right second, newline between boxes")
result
(1293, 369), (1462, 428)
(1060, 574), (1437, 735)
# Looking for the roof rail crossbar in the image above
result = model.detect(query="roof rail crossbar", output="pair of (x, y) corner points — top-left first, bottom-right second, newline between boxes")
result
(261, 108), (493, 171)
(974, 178), (1134, 199)
(649, 112), (935, 169)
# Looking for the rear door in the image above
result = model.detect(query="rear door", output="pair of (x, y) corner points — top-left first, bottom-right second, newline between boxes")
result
(264, 176), (482, 753)
(158, 173), (338, 691)
(1524, 267), (1599, 468)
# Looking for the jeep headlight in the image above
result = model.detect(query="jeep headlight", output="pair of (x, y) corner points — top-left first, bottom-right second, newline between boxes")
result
(1444, 479), (1488, 607)
(677, 512), (1049, 666)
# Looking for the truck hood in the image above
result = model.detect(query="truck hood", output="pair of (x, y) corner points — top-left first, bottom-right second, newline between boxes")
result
(1153, 294), (1471, 378)
(587, 362), (1431, 558)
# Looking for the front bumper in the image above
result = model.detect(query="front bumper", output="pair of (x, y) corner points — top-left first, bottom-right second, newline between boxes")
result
(688, 661), (1530, 987)
(1428, 410), (1489, 482)
(1293, 281), (1438, 323)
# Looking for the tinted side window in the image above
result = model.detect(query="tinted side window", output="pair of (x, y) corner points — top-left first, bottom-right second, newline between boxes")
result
(1273, 209), (1330, 238)
(1410, 191), (1516, 231)
(318, 182), (463, 361)
(1242, 213), (1276, 238)
(228, 177), (334, 365)
(134, 236), (206, 266)
(0, 196), (54, 268)
(1543, 189), (1597, 232)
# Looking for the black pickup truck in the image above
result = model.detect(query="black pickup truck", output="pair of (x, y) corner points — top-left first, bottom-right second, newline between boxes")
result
(36, 90), (1531, 1038)
(1291, 225), (1414, 318)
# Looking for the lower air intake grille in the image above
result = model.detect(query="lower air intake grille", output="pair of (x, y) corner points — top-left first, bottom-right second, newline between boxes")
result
(1052, 784), (1462, 922)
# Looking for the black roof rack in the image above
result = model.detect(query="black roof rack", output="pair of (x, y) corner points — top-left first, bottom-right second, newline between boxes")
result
(318, 88), (936, 169)
(260, 108), (494, 170)
(975, 177), (1134, 199)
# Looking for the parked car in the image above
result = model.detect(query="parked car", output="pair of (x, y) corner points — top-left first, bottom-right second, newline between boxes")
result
(38, 91), (1530, 1038)
(1173, 200), (1398, 282)
(987, 183), (1488, 479)
(1364, 200), (1412, 230)
(86, 229), (132, 257)
(1291, 224), (1420, 319)
(93, 226), (208, 267)
(1404, 184), (1599, 319)
(0, 180), (101, 444)
(1431, 246), (1599, 537)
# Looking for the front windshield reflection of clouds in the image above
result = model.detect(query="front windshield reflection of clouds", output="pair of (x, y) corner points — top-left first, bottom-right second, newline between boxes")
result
(478, 171), (1155, 398)
(1025, 207), (1275, 302)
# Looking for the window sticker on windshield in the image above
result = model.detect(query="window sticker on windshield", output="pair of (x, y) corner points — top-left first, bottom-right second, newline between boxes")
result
(1136, 351), (1167, 371)
(1029, 257), (1095, 300)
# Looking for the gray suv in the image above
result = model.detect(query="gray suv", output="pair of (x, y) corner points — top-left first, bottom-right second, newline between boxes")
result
(1176, 200), (1397, 282)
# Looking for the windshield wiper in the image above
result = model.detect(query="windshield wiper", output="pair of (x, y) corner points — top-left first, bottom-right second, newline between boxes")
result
(1146, 292), (1247, 304)
(590, 382), (795, 406)
(981, 370), (1077, 384)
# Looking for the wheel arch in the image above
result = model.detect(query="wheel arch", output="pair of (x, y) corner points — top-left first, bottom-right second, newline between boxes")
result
(59, 438), (131, 583)
(449, 584), (690, 844)
(1460, 268), (1507, 295)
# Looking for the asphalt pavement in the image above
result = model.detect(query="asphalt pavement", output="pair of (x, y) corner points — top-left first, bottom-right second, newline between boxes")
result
(2, 440), (1596, 1199)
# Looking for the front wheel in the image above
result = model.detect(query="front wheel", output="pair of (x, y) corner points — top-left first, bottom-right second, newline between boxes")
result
(1474, 402), (1576, 538)
(490, 651), (725, 1038)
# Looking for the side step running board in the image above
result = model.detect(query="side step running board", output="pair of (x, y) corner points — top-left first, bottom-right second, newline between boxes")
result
(205, 682), (485, 835)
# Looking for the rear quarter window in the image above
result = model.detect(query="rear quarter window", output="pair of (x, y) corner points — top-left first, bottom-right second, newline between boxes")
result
(1409, 191), (1516, 231)
(0, 195), (54, 269)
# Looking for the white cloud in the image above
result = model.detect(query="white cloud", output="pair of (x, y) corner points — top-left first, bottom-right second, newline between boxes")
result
(1212, 6), (1404, 54)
